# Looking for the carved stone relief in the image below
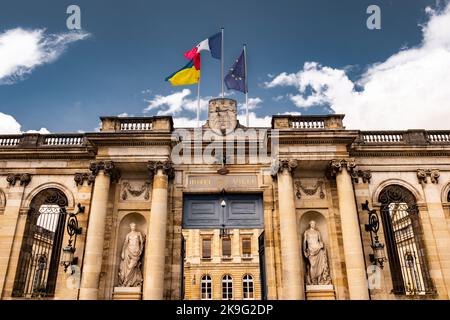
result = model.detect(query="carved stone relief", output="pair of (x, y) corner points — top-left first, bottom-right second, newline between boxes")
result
(120, 180), (151, 201)
(294, 179), (325, 200)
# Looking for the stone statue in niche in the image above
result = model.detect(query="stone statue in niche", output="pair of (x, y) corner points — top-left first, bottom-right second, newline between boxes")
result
(118, 222), (145, 287)
(303, 220), (332, 285)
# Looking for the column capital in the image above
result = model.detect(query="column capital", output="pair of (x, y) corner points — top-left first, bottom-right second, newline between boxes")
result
(417, 168), (440, 184)
(74, 172), (95, 186)
(89, 160), (121, 183)
(350, 169), (372, 184)
(6, 173), (32, 187)
(147, 160), (175, 180)
(330, 158), (356, 176)
(273, 158), (298, 176)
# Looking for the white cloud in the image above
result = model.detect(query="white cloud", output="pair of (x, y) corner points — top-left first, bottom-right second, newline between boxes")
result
(144, 89), (211, 116)
(0, 112), (21, 134)
(0, 112), (49, 134)
(173, 117), (201, 128)
(0, 28), (90, 84)
(238, 97), (263, 111)
(265, 3), (450, 130)
(237, 112), (272, 127)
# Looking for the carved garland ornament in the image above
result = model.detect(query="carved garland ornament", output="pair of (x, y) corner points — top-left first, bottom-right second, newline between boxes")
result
(89, 160), (121, 183)
(6, 173), (32, 187)
(417, 169), (440, 184)
(147, 160), (175, 180)
(294, 180), (325, 199)
(121, 181), (151, 200)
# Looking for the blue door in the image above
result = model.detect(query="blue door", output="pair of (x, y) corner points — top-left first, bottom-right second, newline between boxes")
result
(182, 193), (263, 229)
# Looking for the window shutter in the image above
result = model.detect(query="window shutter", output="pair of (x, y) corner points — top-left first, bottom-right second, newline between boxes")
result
(222, 238), (231, 256)
(242, 238), (251, 255)
(202, 238), (211, 258)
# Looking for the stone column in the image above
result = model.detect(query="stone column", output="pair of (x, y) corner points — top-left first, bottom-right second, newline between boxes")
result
(79, 161), (120, 300)
(330, 159), (369, 300)
(417, 169), (450, 297)
(142, 160), (173, 300)
(275, 159), (304, 300)
(0, 174), (31, 296)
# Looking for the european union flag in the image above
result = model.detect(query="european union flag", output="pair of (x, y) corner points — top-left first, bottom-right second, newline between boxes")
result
(224, 49), (247, 93)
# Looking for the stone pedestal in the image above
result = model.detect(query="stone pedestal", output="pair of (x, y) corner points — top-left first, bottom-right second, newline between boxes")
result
(112, 287), (142, 300)
(305, 285), (336, 300)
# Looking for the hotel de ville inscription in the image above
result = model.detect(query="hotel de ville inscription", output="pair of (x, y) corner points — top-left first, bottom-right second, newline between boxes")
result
(187, 175), (258, 190)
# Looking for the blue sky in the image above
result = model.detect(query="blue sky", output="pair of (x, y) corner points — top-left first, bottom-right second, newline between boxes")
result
(1, 0), (450, 132)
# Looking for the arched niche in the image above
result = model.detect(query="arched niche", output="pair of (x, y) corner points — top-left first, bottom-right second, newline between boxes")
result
(114, 212), (147, 287)
(299, 211), (333, 286)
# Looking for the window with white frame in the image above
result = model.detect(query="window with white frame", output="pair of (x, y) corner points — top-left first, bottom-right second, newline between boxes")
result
(222, 275), (233, 300)
(242, 274), (254, 299)
(201, 275), (212, 300)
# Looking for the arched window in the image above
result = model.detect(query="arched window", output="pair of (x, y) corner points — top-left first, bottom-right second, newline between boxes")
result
(221, 275), (233, 300)
(200, 275), (212, 300)
(12, 188), (68, 297)
(242, 274), (254, 300)
(379, 185), (434, 295)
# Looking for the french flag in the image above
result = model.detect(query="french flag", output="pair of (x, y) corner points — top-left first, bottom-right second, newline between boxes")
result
(184, 32), (222, 60)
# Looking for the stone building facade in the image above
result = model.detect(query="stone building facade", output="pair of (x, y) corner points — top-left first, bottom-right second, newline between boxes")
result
(0, 97), (449, 300)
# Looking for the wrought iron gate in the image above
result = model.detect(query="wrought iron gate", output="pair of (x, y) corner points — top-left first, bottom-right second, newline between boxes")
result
(379, 185), (434, 295)
(12, 189), (68, 298)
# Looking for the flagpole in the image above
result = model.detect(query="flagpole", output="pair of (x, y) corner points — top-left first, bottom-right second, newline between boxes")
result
(221, 27), (224, 99)
(197, 78), (201, 127)
(244, 44), (249, 127)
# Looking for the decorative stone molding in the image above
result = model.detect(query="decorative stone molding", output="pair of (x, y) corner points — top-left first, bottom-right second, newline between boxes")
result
(121, 181), (151, 200)
(350, 170), (372, 184)
(147, 160), (175, 180)
(74, 172), (95, 186)
(294, 179), (324, 199)
(6, 173), (32, 187)
(417, 169), (440, 184)
(89, 160), (121, 183)
(329, 159), (356, 176)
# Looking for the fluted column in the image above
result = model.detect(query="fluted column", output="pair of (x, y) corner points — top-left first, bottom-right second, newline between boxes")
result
(330, 159), (369, 300)
(417, 169), (450, 297)
(143, 160), (174, 300)
(79, 161), (120, 300)
(275, 159), (304, 300)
